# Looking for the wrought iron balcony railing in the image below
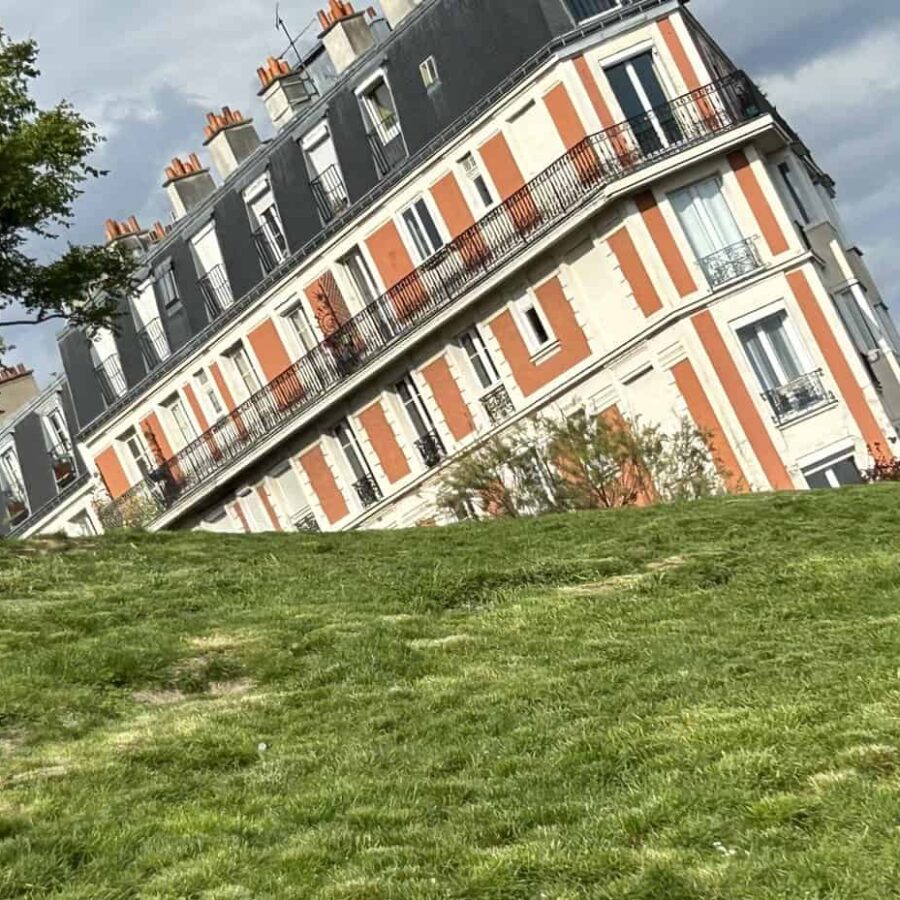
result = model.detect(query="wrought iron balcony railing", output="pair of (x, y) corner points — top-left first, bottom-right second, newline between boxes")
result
(310, 165), (350, 224)
(414, 430), (447, 468)
(98, 72), (766, 528)
(136, 317), (171, 371)
(481, 385), (516, 426)
(48, 442), (77, 488)
(294, 511), (321, 533)
(699, 237), (763, 288)
(199, 265), (233, 320)
(253, 220), (288, 275)
(94, 356), (128, 406)
(565, 0), (621, 22)
(353, 473), (383, 509)
(763, 370), (834, 425)
(367, 116), (408, 179)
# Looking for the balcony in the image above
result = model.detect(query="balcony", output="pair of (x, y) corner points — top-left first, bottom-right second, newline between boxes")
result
(136, 317), (171, 370)
(94, 356), (128, 406)
(763, 370), (834, 425)
(353, 473), (383, 509)
(2, 482), (29, 527)
(294, 511), (320, 533)
(253, 220), (288, 275)
(98, 72), (767, 528)
(565, 0), (621, 22)
(48, 442), (77, 489)
(310, 165), (350, 224)
(366, 116), (407, 179)
(481, 385), (516, 426)
(199, 265), (233, 320)
(699, 237), (763, 289)
(414, 431), (447, 468)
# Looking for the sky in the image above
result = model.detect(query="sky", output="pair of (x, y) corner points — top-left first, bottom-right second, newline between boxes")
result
(2, 0), (899, 385)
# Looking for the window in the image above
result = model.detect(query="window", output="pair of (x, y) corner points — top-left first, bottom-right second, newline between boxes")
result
(400, 198), (444, 263)
(192, 224), (232, 315)
(163, 394), (198, 450)
(515, 294), (554, 353)
(778, 161), (811, 225)
(420, 56), (439, 90)
(361, 78), (401, 143)
(245, 178), (287, 273)
(340, 247), (380, 307)
(459, 327), (500, 390)
(874, 303), (900, 356)
(397, 375), (445, 467)
(564, 0), (621, 24)
(335, 420), (382, 508)
(738, 311), (828, 423)
(460, 152), (494, 209)
(224, 344), (261, 399)
(283, 301), (318, 354)
(605, 50), (680, 153)
(43, 407), (71, 454)
(803, 454), (862, 490)
(155, 264), (181, 312)
(269, 464), (318, 531)
(304, 127), (348, 223)
(67, 511), (97, 537)
(120, 428), (154, 480)
(834, 289), (880, 355)
(195, 370), (224, 419)
(0, 446), (25, 497)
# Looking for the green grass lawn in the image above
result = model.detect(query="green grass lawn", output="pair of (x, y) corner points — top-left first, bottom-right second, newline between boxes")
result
(2, 487), (900, 898)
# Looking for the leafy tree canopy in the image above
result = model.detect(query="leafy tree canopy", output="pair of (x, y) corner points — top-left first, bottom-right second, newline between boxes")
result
(0, 28), (135, 353)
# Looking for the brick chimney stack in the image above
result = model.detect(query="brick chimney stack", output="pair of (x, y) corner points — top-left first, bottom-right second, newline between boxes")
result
(104, 216), (150, 254)
(163, 153), (217, 219)
(203, 106), (261, 180)
(257, 56), (316, 131)
(317, 1), (376, 75)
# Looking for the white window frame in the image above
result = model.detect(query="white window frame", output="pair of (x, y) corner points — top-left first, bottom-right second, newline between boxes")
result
(732, 306), (815, 391)
(395, 373), (441, 443)
(356, 70), (402, 144)
(338, 245), (382, 311)
(457, 151), (497, 212)
(776, 159), (812, 226)
(280, 298), (319, 356)
(42, 404), (71, 453)
(0, 443), (25, 496)
(513, 291), (556, 356)
(244, 175), (287, 265)
(162, 393), (198, 451)
(223, 342), (262, 401)
(119, 427), (155, 482)
(398, 195), (446, 264)
(458, 326), (501, 393)
(195, 369), (224, 421)
(419, 56), (440, 90)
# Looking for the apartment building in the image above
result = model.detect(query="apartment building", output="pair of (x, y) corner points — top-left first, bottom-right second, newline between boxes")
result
(5, 0), (900, 539)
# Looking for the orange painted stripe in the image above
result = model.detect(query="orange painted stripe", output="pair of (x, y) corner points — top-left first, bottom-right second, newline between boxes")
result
(608, 226), (664, 317)
(728, 150), (790, 256)
(787, 269), (891, 458)
(671, 358), (747, 492)
(358, 401), (411, 484)
(304, 271), (351, 337)
(544, 82), (588, 150)
(635, 190), (698, 298)
(421, 356), (475, 442)
(257, 485), (283, 531)
(300, 446), (349, 525)
(210, 363), (238, 413)
(692, 310), (793, 491)
(365, 220), (428, 320)
(430, 171), (476, 238)
(479, 132), (525, 199)
(657, 16), (702, 91)
(573, 55), (615, 129)
(140, 412), (175, 466)
(95, 446), (130, 499)
(231, 501), (251, 533)
(490, 276), (591, 397)
(182, 383), (210, 431)
(247, 318), (292, 383)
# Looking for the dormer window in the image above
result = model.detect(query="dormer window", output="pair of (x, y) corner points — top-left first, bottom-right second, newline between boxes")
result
(191, 222), (233, 319)
(358, 74), (407, 178)
(564, 0), (622, 24)
(90, 330), (127, 406)
(302, 124), (349, 224)
(419, 56), (440, 90)
(132, 278), (171, 372)
(42, 405), (76, 489)
(244, 175), (288, 275)
(0, 444), (28, 526)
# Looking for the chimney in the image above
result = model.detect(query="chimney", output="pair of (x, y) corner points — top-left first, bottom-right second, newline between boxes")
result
(257, 56), (316, 131)
(104, 216), (150, 253)
(317, 1), (375, 75)
(379, 0), (419, 29)
(163, 153), (217, 219)
(203, 106), (261, 180)
(148, 221), (170, 244)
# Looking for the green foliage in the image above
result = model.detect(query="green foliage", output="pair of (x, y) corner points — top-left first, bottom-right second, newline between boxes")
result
(0, 28), (135, 345)
(2, 489), (900, 897)
(438, 410), (725, 519)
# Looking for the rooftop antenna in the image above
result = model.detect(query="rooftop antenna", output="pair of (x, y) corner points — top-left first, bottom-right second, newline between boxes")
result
(275, 3), (304, 68)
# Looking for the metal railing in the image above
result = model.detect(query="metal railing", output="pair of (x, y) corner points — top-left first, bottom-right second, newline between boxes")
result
(294, 511), (320, 533)
(48, 442), (78, 488)
(2, 484), (29, 527)
(481, 385), (516, 426)
(367, 116), (408, 178)
(310, 165), (350, 224)
(199, 265), (233, 320)
(699, 237), (763, 288)
(94, 356), (128, 405)
(763, 370), (833, 425)
(253, 220), (288, 275)
(136, 317), (171, 371)
(98, 73), (765, 528)
(353, 473), (383, 508)
(414, 430), (447, 468)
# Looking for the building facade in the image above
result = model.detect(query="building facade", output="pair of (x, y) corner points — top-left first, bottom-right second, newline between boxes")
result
(6, 0), (900, 539)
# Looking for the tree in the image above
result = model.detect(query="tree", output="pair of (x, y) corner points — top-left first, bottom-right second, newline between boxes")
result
(0, 29), (135, 353)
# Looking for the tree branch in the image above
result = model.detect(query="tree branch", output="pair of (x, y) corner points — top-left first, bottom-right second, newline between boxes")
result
(0, 313), (69, 327)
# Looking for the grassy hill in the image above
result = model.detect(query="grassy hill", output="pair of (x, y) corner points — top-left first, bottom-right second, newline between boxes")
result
(2, 488), (900, 898)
